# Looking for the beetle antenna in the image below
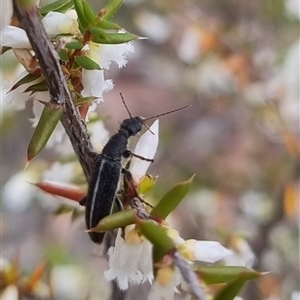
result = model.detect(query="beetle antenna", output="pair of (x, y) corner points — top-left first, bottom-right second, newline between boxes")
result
(143, 105), (191, 122)
(143, 122), (155, 135)
(120, 93), (132, 118)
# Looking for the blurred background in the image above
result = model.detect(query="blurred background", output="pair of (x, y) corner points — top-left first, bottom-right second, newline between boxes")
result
(1, 0), (299, 299)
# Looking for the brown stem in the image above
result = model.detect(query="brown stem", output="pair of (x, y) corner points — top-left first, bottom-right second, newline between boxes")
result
(12, 1), (94, 180)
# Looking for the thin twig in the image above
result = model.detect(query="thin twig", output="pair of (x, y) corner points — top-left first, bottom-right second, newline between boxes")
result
(12, 1), (94, 180)
(173, 251), (209, 300)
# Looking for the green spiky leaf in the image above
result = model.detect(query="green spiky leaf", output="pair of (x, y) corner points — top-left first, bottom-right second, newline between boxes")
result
(82, 0), (96, 24)
(74, 55), (101, 70)
(9, 73), (42, 92)
(91, 209), (137, 233)
(73, 0), (89, 29)
(92, 31), (139, 44)
(40, 0), (73, 16)
(27, 103), (63, 161)
(24, 80), (48, 93)
(213, 271), (264, 300)
(151, 174), (195, 219)
(139, 220), (175, 262)
(59, 49), (69, 62)
(100, 0), (123, 20)
(65, 39), (84, 50)
(196, 266), (263, 285)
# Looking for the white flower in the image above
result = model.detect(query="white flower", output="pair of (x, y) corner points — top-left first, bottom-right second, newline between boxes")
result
(1, 11), (79, 48)
(223, 236), (255, 267)
(42, 11), (79, 37)
(3, 171), (36, 212)
(42, 162), (76, 183)
(81, 69), (113, 98)
(1, 26), (31, 48)
(177, 26), (201, 64)
(147, 266), (181, 300)
(135, 11), (171, 43)
(181, 240), (233, 263)
(86, 41), (135, 69)
(51, 265), (89, 300)
(197, 58), (236, 96)
(81, 41), (134, 98)
(0, 285), (19, 300)
(285, 0), (300, 19)
(104, 228), (153, 290)
(129, 120), (159, 182)
(291, 291), (300, 300)
(2, 71), (44, 109)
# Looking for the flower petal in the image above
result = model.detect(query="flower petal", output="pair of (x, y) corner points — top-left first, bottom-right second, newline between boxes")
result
(0, 0), (13, 31)
(129, 120), (159, 182)
(1, 26), (31, 48)
(87, 42), (134, 69)
(185, 240), (233, 263)
(42, 11), (78, 37)
(81, 69), (113, 98)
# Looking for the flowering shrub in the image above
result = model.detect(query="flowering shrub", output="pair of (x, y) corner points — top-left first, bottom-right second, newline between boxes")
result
(0, 1), (265, 300)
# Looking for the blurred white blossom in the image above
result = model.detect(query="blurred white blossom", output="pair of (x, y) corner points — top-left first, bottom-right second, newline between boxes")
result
(134, 11), (170, 43)
(42, 162), (77, 183)
(197, 58), (237, 96)
(0, 285), (19, 300)
(3, 171), (37, 212)
(51, 265), (90, 300)
(147, 266), (181, 300)
(177, 26), (202, 64)
(224, 235), (255, 267)
(285, 0), (300, 19)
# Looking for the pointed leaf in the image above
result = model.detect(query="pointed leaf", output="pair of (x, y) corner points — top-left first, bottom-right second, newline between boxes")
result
(196, 266), (261, 285)
(74, 55), (101, 70)
(74, 0), (89, 29)
(65, 40), (84, 50)
(95, 19), (121, 30)
(75, 96), (98, 106)
(9, 73), (42, 92)
(213, 273), (261, 300)
(82, 0), (96, 24)
(1, 46), (11, 55)
(35, 181), (86, 202)
(89, 26), (107, 38)
(91, 209), (136, 233)
(27, 103), (63, 161)
(55, 0), (74, 14)
(100, 0), (123, 20)
(92, 31), (139, 44)
(40, 0), (73, 16)
(24, 80), (48, 92)
(59, 49), (69, 62)
(139, 220), (175, 262)
(151, 174), (195, 219)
